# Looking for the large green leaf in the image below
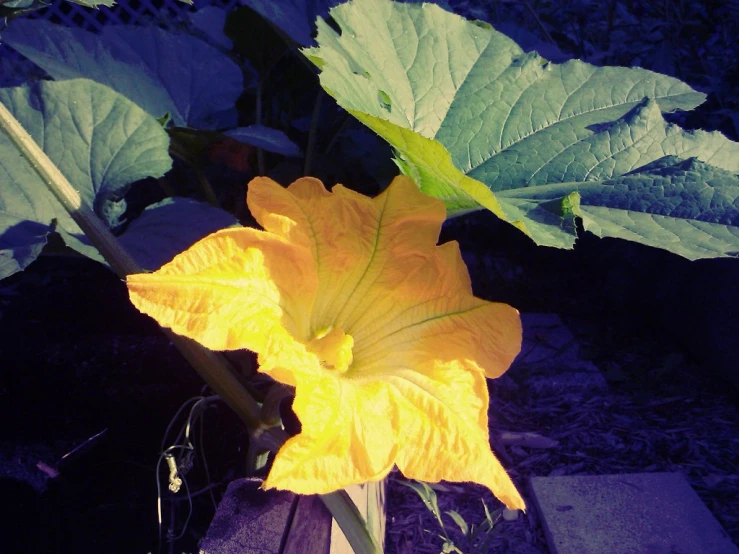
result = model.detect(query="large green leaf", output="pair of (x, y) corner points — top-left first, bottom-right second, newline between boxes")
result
(2, 19), (243, 129)
(241, 0), (339, 46)
(0, 79), (171, 278)
(118, 197), (239, 271)
(502, 157), (739, 259)
(306, 0), (739, 259)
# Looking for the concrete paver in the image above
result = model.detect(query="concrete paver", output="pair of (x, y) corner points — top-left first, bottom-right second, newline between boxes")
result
(529, 472), (738, 554)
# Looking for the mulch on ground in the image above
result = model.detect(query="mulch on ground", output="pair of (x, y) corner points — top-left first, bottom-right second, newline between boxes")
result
(385, 316), (739, 554)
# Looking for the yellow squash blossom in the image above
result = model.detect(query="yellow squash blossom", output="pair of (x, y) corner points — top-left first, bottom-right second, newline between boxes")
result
(126, 175), (525, 510)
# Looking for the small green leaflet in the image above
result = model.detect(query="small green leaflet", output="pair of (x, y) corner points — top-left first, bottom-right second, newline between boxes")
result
(0, 0), (114, 17)
(397, 479), (445, 530)
(226, 125), (303, 157)
(306, 0), (739, 259)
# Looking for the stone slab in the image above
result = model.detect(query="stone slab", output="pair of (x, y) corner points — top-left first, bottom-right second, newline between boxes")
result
(509, 313), (607, 398)
(529, 472), (738, 554)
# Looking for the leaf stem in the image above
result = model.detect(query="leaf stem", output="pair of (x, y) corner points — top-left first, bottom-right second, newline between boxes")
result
(304, 89), (323, 176)
(256, 77), (266, 175)
(193, 164), (221, 207)
(323, 111), (352, 156)
(0, 98), (262, 431)
(321, 489), (384, 554)
(522, 0), (557, 47)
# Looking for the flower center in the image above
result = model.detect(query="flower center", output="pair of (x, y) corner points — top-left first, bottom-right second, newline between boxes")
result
(307, 326), (354, 374)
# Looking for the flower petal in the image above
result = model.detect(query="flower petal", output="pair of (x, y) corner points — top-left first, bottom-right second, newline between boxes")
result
(389, 359), (525, 511)
(264, 356), (525, 510)
(246, 176), (329, 251)
(264, 372), (398, 494)
(248, 175), (448, 338)
(350, 239), (522, 381)
(127, 226), (317, 353)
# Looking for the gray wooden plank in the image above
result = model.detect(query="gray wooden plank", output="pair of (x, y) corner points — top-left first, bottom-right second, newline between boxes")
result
(283, 494), (332, 554)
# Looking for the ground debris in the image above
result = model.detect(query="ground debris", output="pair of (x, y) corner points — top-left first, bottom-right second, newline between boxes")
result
(385, 316), (739, 554)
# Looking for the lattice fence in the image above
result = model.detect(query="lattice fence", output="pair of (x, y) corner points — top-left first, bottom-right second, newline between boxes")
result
(0, 0), (240, 86)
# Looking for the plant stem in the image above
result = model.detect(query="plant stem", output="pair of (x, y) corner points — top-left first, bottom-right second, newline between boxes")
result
(522, 0), (557, 47)
(256, 77), (266, 175)
(164, 334), (262, 428)
(321, 490), (384, 554)
(157, 175), (177, 197)
(323, 111), (352, 157)
(304, 89), (323, 176)
(193, 165), (221, 207)
(0, 98), (262, 431)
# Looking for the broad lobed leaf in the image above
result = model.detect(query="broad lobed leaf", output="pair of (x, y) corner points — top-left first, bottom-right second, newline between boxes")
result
(0, 79), (239, 278)
(0, 79), (171, 277)
(2, 18), (243, 128)
(306, 0), (739, 259)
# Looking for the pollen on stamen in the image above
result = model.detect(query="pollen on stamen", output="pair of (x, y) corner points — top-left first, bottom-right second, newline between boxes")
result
(307, 326), (354, 373)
